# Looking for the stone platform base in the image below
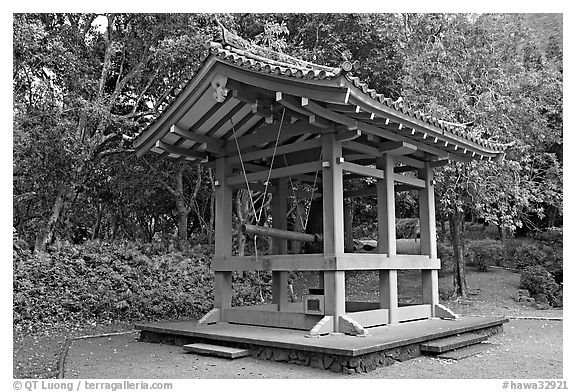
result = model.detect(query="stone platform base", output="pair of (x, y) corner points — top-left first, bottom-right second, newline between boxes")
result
(137, 316), (507, 374)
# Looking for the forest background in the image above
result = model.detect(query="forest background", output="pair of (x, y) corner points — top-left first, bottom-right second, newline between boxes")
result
(11, 13), (564, 332)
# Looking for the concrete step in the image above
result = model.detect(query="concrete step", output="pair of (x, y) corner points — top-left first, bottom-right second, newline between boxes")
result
(420, 332), (489, 353)
(437, 342), (495, 360)
(183, 343), (251, 359)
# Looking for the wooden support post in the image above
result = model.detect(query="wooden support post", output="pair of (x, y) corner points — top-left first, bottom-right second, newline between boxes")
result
(321, 133), (346, 331)
(214, 158), (233, 317)
(377, 154), (398, 323)
(271, 178), (289, 312)
(419, 162), (439, 316)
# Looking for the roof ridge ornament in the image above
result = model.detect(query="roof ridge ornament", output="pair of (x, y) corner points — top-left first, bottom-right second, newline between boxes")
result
(213, 19), (339, 74)
(340, 60), (361, 73)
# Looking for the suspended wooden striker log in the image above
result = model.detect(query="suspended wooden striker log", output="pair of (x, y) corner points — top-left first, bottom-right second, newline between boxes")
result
(242, 224), (322, 243)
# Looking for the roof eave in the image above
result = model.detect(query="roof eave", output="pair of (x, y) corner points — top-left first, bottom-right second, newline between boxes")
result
(134, 55), (220, 157)
(343, 80), (505, 160)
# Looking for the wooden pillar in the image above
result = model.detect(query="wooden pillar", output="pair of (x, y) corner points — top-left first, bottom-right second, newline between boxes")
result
(214, 157), (233, 316)
(419, 162), (439, 315)
(321, 133), (346, 331)
(271, 178), (289, 311)
(377, 154), (398, 323)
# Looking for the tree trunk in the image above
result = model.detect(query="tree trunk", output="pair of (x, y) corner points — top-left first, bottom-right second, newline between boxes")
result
(304, 197), (324, 254)
(110, 213), (119, 241)
(234, 190), (252, 257)
(91, 201), (103, 240)
(438, 211), (447, 243)
(449, 210), (467, 298)
(291, 200), (305, 254)
(498, 217), (509, 243)
(35, 183), (68, 252)
(237, 228), (246, 257)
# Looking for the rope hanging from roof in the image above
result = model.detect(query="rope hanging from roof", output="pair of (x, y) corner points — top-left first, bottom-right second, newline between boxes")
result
(229, 108), (321, 301)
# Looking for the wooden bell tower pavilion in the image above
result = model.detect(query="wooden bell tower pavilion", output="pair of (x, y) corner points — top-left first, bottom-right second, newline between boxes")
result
(134, 25), (508, 336)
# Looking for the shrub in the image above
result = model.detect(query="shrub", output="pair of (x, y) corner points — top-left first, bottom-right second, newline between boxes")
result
(534, 227), (563, 246)
(437, 242), (454, 277)
(511, 242), (547, 269)
(396, 218), (420, 239)
(438, 286), (453, 301)
(467, 239), (505, 271)
(520, 265), (561, 306)
(13, 241), (269, 332)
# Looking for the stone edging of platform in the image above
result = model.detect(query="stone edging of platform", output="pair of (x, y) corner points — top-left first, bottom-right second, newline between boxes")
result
(138, 323), (504, 374)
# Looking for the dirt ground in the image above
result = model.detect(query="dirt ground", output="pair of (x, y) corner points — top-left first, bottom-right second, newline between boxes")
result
(64, 318), (562, 379)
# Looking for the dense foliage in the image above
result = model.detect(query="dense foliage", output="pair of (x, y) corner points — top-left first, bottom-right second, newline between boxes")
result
(13, 240), (275, 332)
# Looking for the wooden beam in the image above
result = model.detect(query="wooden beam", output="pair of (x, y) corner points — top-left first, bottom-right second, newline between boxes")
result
(214, 158), (233, 314)
(227, 137), (322, 165)
(212, 254), (441, 271)
(322, 102), (360, 113)
(336, 128), (362, 142)
(222, 308), (321, 330)
(395, 155), (426, 169)
(340, 161), (384, 179)
(219, 111), (264, 143)
(308, 114), (332, 128)
(342, 140), (381, 157)
(135, 57), (218, 155)
(275, 92), (331, 129)
(204, 100), (246, 137)
(366, 133), (382, 143)
(378, 141), (417, 156)
(322, 133), (345, 256)
(419, 162), (439, 316)
(271, 178), (289, 312)
(397, 304), (431, 322)
(322, 132), (346, 332)
(212, 254), (337, 271)
(393, 173), (426, 189)
(377, 155), (398, 324)
(170, 124), (224, 153)
(344, 309), (389, 328)
(351, 117), (464, 159)
(223, 121), (320, 154)
(155, 141), (208, 160)
(302, 97), (358, 129)
(346, 91), (499, 160)
(220, 62), (349, 104)
(226, 161), (323, 186)
(429, 158), (450, 168)
(243, 224), (319, 243)
(188, 93), (232, 134)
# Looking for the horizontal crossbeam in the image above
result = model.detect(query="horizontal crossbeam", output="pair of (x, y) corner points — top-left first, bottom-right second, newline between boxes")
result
(170, 124), (224, 153)
(340, 161), (384, 179)
(155, 141), (208, 160)
(226, 161), (323, 186)
(393, 173), (426, 189)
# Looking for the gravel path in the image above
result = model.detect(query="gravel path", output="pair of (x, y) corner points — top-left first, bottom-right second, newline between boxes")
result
(64, 319), (562, 379)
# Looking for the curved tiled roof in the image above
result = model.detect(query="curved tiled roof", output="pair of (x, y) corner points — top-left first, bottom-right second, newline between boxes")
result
(135, 23), (510, 160)
(210, 25), (510, 154)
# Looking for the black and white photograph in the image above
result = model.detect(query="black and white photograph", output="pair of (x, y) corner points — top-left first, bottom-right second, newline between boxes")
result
(10, 9), (568, 390)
